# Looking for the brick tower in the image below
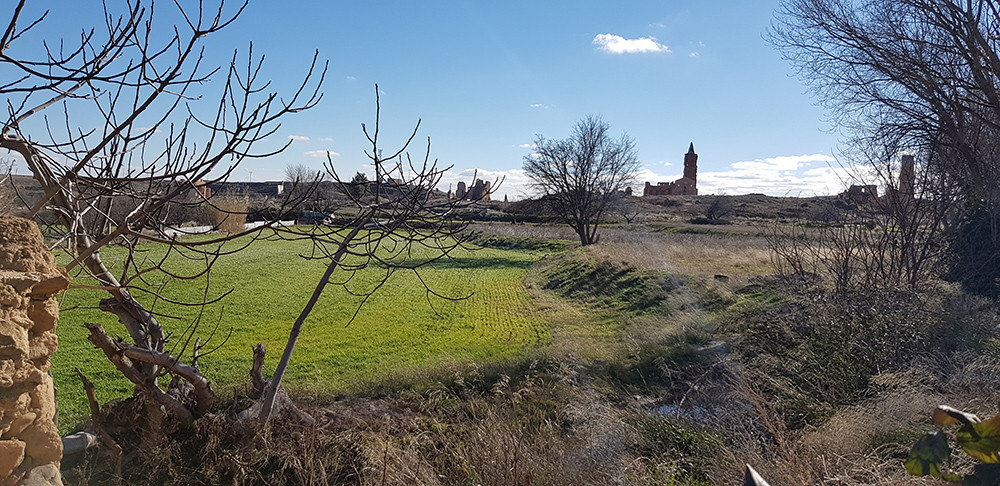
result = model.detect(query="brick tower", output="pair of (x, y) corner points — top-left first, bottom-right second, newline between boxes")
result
(899, 154), (915, 198)
(683, 142), (698, 182)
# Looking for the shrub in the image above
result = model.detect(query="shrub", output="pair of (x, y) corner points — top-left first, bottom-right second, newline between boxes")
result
(724, 280), (996, 430)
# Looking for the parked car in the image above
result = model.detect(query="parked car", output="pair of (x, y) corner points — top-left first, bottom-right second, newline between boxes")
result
(296, 210), (329, 225)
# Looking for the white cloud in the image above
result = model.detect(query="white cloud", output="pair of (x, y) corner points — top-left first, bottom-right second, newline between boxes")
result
(529, 103), (551, 109)
(288, 135), (310, 141)
(304, 150), (340, 158)
(518, 143), (536, 149)
(689, 52), (699, 57)
(346, 76), (356, 81)
(635, 153), (864, 196)
(593, 33), (670, 54)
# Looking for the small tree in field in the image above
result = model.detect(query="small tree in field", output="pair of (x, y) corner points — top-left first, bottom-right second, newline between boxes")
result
(250, 87), (488, 424)
(523, 116), (640, 245)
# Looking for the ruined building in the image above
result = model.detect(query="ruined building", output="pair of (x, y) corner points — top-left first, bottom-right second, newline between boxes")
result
(452, 178), (491, 201)
(643, 143), (698, 196)
(840, 154), (916, 206)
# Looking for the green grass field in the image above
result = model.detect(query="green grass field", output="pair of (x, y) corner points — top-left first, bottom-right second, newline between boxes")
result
(53, 232), (550, 432)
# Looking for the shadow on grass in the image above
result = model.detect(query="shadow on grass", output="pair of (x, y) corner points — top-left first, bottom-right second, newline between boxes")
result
(395, 255), (538, 271)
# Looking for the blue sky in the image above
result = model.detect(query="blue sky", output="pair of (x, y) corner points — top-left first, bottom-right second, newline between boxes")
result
(9, 1), (853, 199)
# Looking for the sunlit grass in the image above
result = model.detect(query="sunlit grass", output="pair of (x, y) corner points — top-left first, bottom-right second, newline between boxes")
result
(53, 231), (549, 432)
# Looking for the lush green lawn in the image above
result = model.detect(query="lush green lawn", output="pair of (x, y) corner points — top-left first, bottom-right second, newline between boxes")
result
(53, 232), (548, 432)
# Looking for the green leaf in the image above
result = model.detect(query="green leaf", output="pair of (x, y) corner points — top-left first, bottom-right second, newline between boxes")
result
(906, 431), (951, 477)
(957, 414), (1000, 463)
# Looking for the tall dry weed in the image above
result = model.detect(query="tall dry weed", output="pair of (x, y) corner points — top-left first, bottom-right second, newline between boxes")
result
(209, 192), (248, 233)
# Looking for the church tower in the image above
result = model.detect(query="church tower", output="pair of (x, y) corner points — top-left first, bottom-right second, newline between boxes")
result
(683, 142), (698, 182)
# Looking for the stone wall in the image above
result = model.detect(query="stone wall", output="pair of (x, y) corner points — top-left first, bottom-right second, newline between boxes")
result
(0, 216), (69, 485)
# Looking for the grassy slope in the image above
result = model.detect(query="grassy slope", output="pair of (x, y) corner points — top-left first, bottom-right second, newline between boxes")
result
(53, 232), (549, 432)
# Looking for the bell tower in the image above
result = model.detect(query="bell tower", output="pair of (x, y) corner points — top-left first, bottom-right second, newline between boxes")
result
(683, 142), (697, 181)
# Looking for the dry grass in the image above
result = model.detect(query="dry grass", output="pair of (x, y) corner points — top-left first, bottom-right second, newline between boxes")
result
(705, 352), (1000, 485)
(209, 193), (249, 233)
(471, 222), (774, 280)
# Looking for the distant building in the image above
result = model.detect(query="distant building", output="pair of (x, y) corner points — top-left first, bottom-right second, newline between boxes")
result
(839, 154), (917, 208)
(643, 143), (698, 196)
(451, 178), (491, 201)
(843, 184), (879, 204)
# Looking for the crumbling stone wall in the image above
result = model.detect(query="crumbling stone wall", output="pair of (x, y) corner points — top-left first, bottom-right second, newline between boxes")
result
(0, 216), (69, 485)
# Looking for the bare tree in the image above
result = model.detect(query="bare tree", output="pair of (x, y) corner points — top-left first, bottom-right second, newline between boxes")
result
(246, 87), (489, 425)
(284, 162), (330, 213)
(771, 0), (1000, 294)
(610, 190), (641, 224)
(285, 163), (324, 184)
(766, 146), (959, 292)
(704, 194), (735, 224)
(0, 0), (324, 444)
(523, 116), (640, 246)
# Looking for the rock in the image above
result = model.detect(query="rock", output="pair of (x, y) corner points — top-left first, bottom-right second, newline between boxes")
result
(27, 332), (57, 362)
(0, 438), (25, 477)
(0, 360), (13, 388)
(28, 373), (56, 423)
(6, 411), (36, 437)
(26, 300), (59, 334)
(19, 420), (62, 464)
(27, 271), (69, 299)
(20, 463), (61, 486)
(0, 218), (43, 246)
(0, 320), (29, 360)
(0, 284), (22, 308)
(0, 216), (65, 480)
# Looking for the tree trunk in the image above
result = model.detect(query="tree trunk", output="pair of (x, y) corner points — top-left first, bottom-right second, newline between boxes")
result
(257, 224), (363, 425)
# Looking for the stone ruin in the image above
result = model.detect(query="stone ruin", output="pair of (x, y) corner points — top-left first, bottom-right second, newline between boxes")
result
(0, 216), (70, 485)
(643, 143), (698, 196)
(843, 184), (879, 204)
(839, 154), (916, 207)
(451, 178), (491, 201)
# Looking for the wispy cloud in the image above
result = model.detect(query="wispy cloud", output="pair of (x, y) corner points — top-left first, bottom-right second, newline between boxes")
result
(593, 34), (670, 54)
(319, 137), (334, 142)
(346, 76), (356, 81)
(518, 143), (536, 149)
(288, 135), (310, 141)
(529, 103), (551, 109)
(304, 150), (340, 158)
